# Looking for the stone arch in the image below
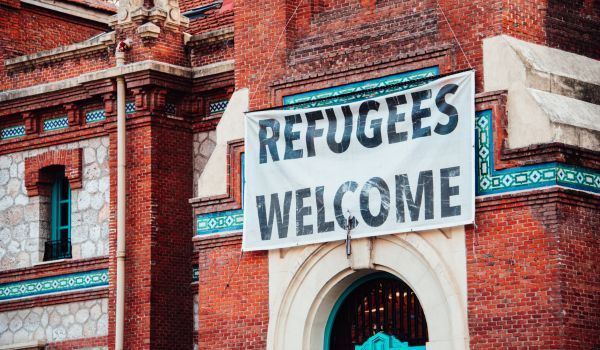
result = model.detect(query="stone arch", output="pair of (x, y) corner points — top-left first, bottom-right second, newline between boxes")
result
(267, 230), (469, 350)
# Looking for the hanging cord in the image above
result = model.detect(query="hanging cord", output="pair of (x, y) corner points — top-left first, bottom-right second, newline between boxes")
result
(472, 222), (479, 263)
(250, 0), (306, 101)
(223, 250), (244, 295)
(435, 0), (474, 70)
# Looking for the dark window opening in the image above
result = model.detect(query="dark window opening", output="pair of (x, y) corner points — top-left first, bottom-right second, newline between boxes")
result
(43, 172), (71, 261)
(329, 273), (428, 349)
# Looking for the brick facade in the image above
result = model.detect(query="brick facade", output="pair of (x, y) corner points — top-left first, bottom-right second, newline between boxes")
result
(0, 0), (598, 349)
(196, 236), (269, 349)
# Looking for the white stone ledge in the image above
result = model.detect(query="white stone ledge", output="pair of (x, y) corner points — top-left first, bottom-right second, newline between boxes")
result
(483, 35), (600, 151)
(192, 59), (234, 79)
(4, 32), (115, 71)
(484, 35), (600, 91)
(0, 59), (234, 103)
(529, 88), (600, 132)
(187, 26), (234, 46)
(0, 340), (45, 350)
(21, 0), (114, 24)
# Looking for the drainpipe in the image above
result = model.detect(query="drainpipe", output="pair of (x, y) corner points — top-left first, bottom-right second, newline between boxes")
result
(115, 39), (130, 350)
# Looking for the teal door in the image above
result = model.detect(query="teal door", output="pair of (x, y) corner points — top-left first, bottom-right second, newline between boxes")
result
(355, 332), (426, 350)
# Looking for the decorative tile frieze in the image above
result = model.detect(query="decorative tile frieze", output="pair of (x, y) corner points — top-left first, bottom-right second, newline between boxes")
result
(85, 109), (106, 123)
(43, 116), (69, 132)
(197, 209), (244, 235)
(476, 110), (600, 195)
(209, 100), (228, 114)
(165, 103), (177, 116)
(1, 125), (26, 139)
(125, 102), (136, 114)
(192, 265), (199, 282)
(0, 269), (109, 301)
(282, 66), (440, 109)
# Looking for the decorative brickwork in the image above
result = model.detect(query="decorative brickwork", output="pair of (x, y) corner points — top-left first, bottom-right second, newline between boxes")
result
(106, 104), (194, 350)
(0, 4), (112, 91)
(24, 149), (83, 197)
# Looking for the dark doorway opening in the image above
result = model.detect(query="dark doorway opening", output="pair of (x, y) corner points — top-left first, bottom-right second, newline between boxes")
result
(328, 273), (428, 349)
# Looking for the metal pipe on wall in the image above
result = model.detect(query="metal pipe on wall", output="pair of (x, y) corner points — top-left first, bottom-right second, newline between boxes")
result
(114, 42), (129, 350)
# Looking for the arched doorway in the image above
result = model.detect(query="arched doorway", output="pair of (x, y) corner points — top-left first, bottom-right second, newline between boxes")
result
(326, 272), (428, 349)
(267, 233), (469, 350)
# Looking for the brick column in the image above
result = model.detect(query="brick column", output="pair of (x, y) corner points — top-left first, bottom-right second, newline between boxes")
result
(107, 88), (193, 350)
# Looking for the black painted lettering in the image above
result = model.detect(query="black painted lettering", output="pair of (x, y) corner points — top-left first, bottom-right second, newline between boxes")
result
(296, 188), (313, 236)
(284, 114), (303, 160)
(357, 100), (383, 148)
(440, 166), (461, 217)
(258, 119), (280, 164)
(306, 111), (325, 158)
(334, 181), (359, 230)
(411, 90), (432, 139)
(434, 84), (459, 135)
(386, 95), (408, 144)
(359, 177), (390, 227)
(256, 192), (292, 240)
(316, 186), (334, 233)
(395, 171), (434, 222)
(326, 107), (353, 154)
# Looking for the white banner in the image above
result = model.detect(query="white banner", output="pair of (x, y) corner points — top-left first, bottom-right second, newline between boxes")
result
(243, 71), (475, 251)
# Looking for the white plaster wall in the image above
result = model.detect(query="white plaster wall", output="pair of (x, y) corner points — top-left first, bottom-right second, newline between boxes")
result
(267, 227), (469, 350)
(193, 293), (198, 331)
(193, 131), (216, 195)
(483, 35), (600, 151)
(196, 89), (248, 198)
(0, 137), (110, 271)
(0, 298), (108, 345)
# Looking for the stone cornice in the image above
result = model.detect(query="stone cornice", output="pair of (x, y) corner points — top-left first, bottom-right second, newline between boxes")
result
(4, 32), (115, 72)
(187, 26), (234, 47)
(0, 59), (235, 104)
(21, 0), (115, 23)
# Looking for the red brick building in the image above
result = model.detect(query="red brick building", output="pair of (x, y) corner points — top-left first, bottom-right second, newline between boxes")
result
(0, 0), (598, 349)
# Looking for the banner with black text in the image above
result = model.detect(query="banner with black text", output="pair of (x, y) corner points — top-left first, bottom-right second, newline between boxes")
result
(243, 71), (475, 251)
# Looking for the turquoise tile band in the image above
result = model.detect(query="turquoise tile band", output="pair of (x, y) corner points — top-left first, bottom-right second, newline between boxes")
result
(85, 109), (106, 123)
(0, 269), (109, 301)
(43, 116), (68, 132)
(197, 209), (243, 235)
(476, 110), (600, 196)
(209, 100), (228, 114)
(1, 125), (26, 139)
(192, 265), (199, 282)
(125, 102), (136, 114)
(283, 66), (440, 108)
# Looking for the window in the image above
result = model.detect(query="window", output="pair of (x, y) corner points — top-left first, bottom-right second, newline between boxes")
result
(43, 175), (71, 261)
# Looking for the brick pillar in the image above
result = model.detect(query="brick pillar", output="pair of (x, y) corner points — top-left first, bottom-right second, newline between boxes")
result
(107, 87), (193, 349)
